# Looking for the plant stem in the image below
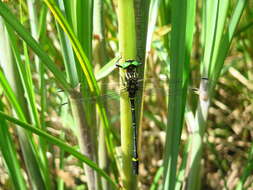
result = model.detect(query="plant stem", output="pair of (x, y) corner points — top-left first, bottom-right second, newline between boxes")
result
(93, 0), (109, 189)
(134, 0), (150, 154)
(184, 78), (210, 190)
(163, 0), (195, 188)
(118, 0), (137, 188)
(185, 1), (247, 188)
(0, 16), (46, 190)
(70, 90), (97, 190)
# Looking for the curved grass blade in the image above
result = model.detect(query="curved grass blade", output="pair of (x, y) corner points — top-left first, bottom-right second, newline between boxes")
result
(0, 111), (118, 189)
(0, 1), (71, 91)
(43, 0), (96, 92)
(7, 23), (52, 189)
(56, 0), (79, 88)
(95, 56), (121, 81)
(0, 68), (47, 190)
(43, 0), (116, 163)
(150, 166), (164, 190)
(212, 0), (248, 85)
(0, 101), (27, 190)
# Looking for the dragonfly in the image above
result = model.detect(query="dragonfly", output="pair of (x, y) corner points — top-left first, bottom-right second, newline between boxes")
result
(60, 61), (212, 175)
(116, 60), (142, 175)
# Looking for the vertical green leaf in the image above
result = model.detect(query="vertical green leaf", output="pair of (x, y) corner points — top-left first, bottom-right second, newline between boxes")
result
(0, 100), (27, 190)
(163, 0), (196, 189)
(118, 0), (137, 189)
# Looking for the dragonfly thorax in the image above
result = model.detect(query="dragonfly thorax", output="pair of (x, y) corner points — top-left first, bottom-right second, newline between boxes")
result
(125, 66), (139, 98)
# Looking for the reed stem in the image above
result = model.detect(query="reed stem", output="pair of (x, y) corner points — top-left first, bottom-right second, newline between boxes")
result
(118, 0), (137, 188)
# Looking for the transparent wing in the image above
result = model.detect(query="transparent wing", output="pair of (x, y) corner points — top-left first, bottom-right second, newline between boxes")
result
(67, 78), (201, 104)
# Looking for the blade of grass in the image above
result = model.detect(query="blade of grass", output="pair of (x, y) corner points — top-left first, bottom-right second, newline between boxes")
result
(0, 111), (118, 189)
(95, 56), (121, 81)
(44, 0), (116, 175)
(0, 68), (46, 190)
(93, 0), (110, 189)
(163, 0), (196, 189)
(0, 101), (27, 190)
(146, 0), (161, 53)
(37, 4), (53, 189)
(236, 144), (253, 190)
(0, 16), (46, 190)
(37, 4), (51, 188)
(43, 0), (95, 91)
(75, 0), (93, 61)
(134, 0), (150, 166)
(57, 134), (65, 190)
(201, 0), (220, 77)
(185, 0), (247, 189)
(150, 167), (164, 190)
(56, 0), (79, 88)
(56, 1), (99, 189)
(184, 1), (223, 189)
(0, 1), (71, 91)
(7, 23), (51, 189)
(212, 0), (248, 85)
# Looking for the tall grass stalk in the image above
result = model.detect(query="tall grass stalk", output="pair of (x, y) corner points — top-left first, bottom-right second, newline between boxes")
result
(70, 96), (97, 190)
(43, 2), (115, 162)
(93, 0), (109, 189)
(118, 0), (137, 189)
(0, 16), (47, 190)
(0, 1), (111, 189)
(20, 2), (52, 186)
(55, 1), (98, 189)
(0, 2), (71, 91)
(134, 0), (150, 152)
(0, 0), (250, 189)
(0, 18), (27, 190)
(163, 0), (196, 189)
(0, 111), (118, 188)
(185, 0), (247, 189)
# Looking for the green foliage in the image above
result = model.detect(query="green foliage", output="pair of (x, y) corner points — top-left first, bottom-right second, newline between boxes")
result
(0, 0), (251, 190)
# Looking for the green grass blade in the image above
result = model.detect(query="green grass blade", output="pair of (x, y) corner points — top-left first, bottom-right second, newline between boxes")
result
(0, 1), (71, 91)
(201, 0), (220, 77)
(0, 101), (27, 190)
(56, 0), (79, 87)
(56, 133), (66, 190)
(44, 0), (116, 168)
(56, 1), (100, 189)
(212, 0), (248, 84)
(95, 56), (121, 81)
(43, 0), (95, 91)
(0, 111), (118, 189)
(150, 167), (164, 190)
(146, 0), (161, 52)
(38, 4), (48, 39)
(208, 0), (229, 76)
(163, 0), (196, 189)
(185, 1), (247, 189)
(7, 26), (40, 128)
(0, 65), (47, 190)
(75, 0), (93, 61)
(0, 20), (46, 189)
(7, 24), (51, 190)
(236, 144), (253, 190)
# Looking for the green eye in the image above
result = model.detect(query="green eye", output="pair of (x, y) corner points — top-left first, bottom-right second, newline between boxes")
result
(116, 60), (142, 69)
(131, 61), (142, 67)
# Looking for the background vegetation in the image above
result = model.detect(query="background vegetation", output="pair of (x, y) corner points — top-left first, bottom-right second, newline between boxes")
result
(0, 0), (252, 190)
